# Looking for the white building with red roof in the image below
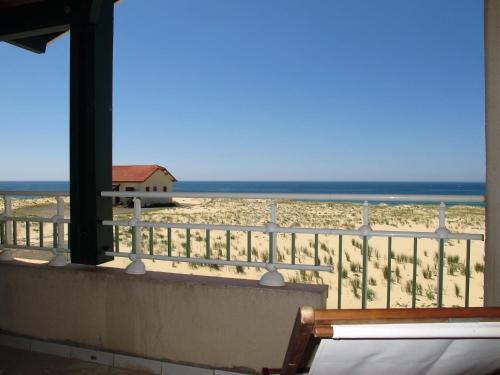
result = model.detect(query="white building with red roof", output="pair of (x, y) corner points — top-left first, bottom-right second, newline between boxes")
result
(112, 165), (177, 207)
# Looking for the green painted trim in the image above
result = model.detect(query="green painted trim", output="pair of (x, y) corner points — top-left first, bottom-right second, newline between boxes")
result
(13, 221), (17, 246)
(362, 236), (368, 309)
(386, 237), (392, 309)
(337, 235), (343, 309)
(314, 234), (319, 265)
(39, 222), (44, 247)
(268, 234), (273, 263)
(465, 239), (471, 308)
(114, 225), (120, 252)
(52, 223), (57, 248)
(206, 229), (211, 259)
(167, 228), (172, 257)
(25, 221), (30, 247)
(412, 238), (418, 308)
(131, 228), (136, 254)
(149, 227), (154, 255)
(438, 239), (445, 307)
(247, 231), (251, 262)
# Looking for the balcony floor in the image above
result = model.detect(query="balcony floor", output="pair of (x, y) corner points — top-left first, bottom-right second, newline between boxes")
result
(0, 345), (150, 375)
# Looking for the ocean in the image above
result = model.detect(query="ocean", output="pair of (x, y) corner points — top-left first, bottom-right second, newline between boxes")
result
(0, 181), (485, 204)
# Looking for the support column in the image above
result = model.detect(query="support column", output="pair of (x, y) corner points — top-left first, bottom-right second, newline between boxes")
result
(69, 0), (114, 265)
(485, 0), (500, 306)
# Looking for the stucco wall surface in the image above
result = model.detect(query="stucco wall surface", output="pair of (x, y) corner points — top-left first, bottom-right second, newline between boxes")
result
(0, 261), (327, 373)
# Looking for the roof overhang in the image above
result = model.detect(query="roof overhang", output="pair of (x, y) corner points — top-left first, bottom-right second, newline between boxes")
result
(0, 0), (119, 53)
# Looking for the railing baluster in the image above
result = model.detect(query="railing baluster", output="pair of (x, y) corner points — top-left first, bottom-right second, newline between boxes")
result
(4, 197), (11, 246)
(131, 227), (136, 254)
(226, 230), (230, 261)
(268, 233), (273, 263)
(25, 221), (30, 247)
(247, 231), (251, 262)
(438, 238), (445, 307)
(114, 225), (120, 252)
(39, 222), (44, 247)
(362, 236), (368, 309)
(53, 223), (58, 248)
(167, 228), (172, 256)
(361, 236), (368, 309)
(186, 228), (191, 258)
(13, 221), (17, 246)
(149, 227), (154, 255)
(314, 233), (319, 266)
(56, 197), (65, 249)
(412, 238), (418, 308)
(337, 235), (343, 309)
(124, 197), (146, 274)
(47, 197), (67, 266)
(386, 237), (392, 309)
(291, 233), (296, 265)
(268, 200), (278, 265)
(465, 239), (471, 307)
(0, 196), (13, 261)
(206, 229), (211, 259)
(0, 220), (4, 244)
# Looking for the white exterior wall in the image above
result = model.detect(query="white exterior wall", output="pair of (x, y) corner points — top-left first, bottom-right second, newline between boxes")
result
(115, 170), (174, 207)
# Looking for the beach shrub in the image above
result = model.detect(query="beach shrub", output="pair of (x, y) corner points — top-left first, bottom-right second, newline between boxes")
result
(454, 283), (462, 298)
(350, 262), (361, 273)
(425, 285), (435, 301)
(383, 266), (389, 281)
(447, 255), (460, 276)
(405, 280), (413, 295)
(369, 277), (377, 286)
(367, 288), (376, 302)
(475, 262), (485, 273)
(422, 265), (433, 279)
(323, 254), (333, 265)
(395, 266), (402, 283)
(350, 279), (361, 299)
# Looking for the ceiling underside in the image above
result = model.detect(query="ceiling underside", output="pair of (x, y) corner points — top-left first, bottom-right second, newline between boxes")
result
(0, 0), (119, 53)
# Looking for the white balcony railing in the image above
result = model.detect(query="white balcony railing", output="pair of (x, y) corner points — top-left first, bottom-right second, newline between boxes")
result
(0, 190), (485, 308)
(0, 191), (69, 266)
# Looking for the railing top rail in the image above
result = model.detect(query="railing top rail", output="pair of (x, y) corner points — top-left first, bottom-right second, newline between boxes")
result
(0, 190), (486, 202)
(0, 191), (69, 197)
(101, 191), (485, 203)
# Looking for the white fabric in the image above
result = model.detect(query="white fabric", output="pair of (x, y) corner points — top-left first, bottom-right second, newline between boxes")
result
(309, 322), (500, 375)
(332, 322), (500, 339)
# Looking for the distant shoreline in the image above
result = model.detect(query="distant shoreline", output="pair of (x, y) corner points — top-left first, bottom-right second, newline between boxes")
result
(0, 180), (485, 206)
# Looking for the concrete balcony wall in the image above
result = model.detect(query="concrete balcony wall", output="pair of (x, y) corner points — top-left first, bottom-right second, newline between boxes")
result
(0, 261), (327, 373)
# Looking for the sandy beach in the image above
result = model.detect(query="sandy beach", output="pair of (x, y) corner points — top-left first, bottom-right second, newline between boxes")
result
(4, 197), (485, 309)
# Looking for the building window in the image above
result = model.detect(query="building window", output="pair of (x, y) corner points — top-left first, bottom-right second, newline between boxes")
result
(146, 186), (150, 192)
(125, 187), (135, 192)
(163, 186), (167, 192)
(153, 186), (157, 191)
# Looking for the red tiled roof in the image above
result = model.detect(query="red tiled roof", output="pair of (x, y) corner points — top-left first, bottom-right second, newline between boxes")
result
(112, 165), (177, 183)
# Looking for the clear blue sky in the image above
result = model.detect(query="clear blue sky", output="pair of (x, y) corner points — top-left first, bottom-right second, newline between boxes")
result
(0, 0), (485, 182)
